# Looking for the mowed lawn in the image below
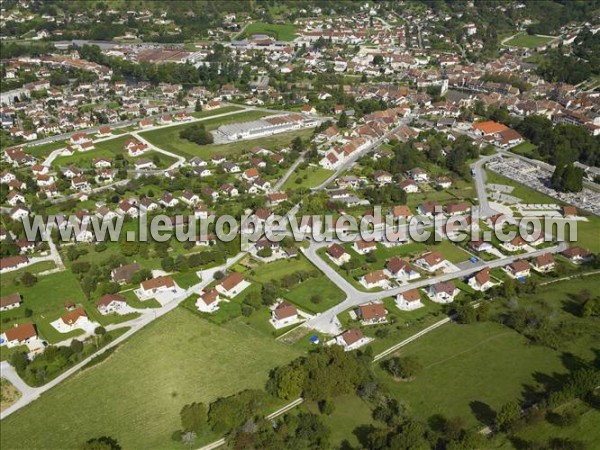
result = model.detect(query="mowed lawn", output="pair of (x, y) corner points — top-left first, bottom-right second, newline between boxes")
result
(0, 308), (302, 450)
(140, 110), (270, 158)
(375, 321), (566, 428)
(504, 32), (555, 48)
(242, 22), (298, 41)
(282, 165), (333, 190)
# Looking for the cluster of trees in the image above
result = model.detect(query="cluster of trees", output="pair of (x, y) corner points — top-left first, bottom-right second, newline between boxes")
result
(160, 249), (225, 273)
(551, 163), (584, 193)
(239, 267), (320, 316)
(381, 355), (422, 381)
(267, 345), (367, 401)
(10, 327), (109, 387)
(574, 290), (600, 318)
(516, 115), (600, 167)
(537, 48), (592, 85)
(179, 124), (213, 145)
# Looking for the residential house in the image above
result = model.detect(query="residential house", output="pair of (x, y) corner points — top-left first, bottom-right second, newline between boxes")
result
(0, 255), (29, 273)
(0, 292), (23, 311)
(353, 239), (377, 255)
(111, 263), (140, 284)
(532, 253), (555, 273)
(196, 289), (221, 313)
(139, 276), (176, 298)
(396, 289), (424, 311)
(415, 251), (447, 272)
(428, 281), (458, 303)
(385, 256), (420, 280)
(215, 272), (250, 298)
(468, 268), (493, 291)
(360, 270), (388, 289)
(335, 328), (368, 351)
(96, 294), (128, 315)
(270, 301), (299, 329)
(326, 243), (351, 265)
(2, 322), (37, 348)
(357, 303), (387, 325)
(561, 246), (593, 264)
(505, 260), (531, 279)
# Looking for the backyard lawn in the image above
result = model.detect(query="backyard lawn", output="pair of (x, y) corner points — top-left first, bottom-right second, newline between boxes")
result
(0, 269), (137, 346)
(0, 308), (302, 450)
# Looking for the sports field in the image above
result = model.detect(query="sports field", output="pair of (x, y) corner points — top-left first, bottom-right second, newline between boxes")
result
(0, 308), (301, 449)
(241, 22), (298, 41)
(504, 33), (555, 48)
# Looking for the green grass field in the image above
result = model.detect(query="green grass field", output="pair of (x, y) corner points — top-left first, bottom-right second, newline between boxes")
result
(504, 33), (555, 48)
(510, 141), (537, 157)
(282, 165), (333, 190)
(191, 105), (244, 118)
(241, 22), (298, 41)
(245, 256), (346, 313)
(0, 308), (302, 450)
(139, 110), (273, 158)
(375, 321), (566, 428)
(25, 140), (69, 158)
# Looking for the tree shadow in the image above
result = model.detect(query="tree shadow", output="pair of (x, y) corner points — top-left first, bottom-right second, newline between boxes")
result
(352, 424), (377, 449)
(561, 293), (581, 317)
(560, 352), (590, 372)
(427, 414), (446, 433)
(469, 400), (496, 427)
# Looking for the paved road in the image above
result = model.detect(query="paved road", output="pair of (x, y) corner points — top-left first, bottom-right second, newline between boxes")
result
(470, 154), (500, 218)
(302, 242), (568, 335)
(0, 251), (247, 420)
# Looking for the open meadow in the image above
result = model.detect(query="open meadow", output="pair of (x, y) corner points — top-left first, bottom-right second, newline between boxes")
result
(0, 308), (302, 449)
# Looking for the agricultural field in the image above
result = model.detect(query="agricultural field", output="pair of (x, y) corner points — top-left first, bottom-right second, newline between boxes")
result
(504, 32), (555, 48)
(241, 22), (298, 41)
(0, 308), (302, 450)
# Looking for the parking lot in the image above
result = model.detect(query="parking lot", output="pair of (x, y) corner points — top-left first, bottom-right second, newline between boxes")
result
(487, 158), (600, 216)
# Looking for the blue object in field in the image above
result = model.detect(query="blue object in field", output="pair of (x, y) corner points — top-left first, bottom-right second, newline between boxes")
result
(0, 337), (4, 344)
(516, 277), (527, 283)
(470, 256), (478, 263)
(309, 335), (319, 344)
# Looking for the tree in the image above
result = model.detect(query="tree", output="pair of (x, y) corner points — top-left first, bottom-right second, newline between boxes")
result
(81, 437), (121, 450)
(310, 294), (322, 304)
(21, 271), (37, 287)
(161, 257), (175, 272)
(180, 402), (208, 433)
(195, 98), (202, 112)
(319, 398), (336, 415)
(382, 356), (422, 380)
(495, 401), (521, 432)
(268, 365), (304, 400)
(337, 111), (348, 128)
(70, 339), (84, 354)
(180, 124), (213, 145)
